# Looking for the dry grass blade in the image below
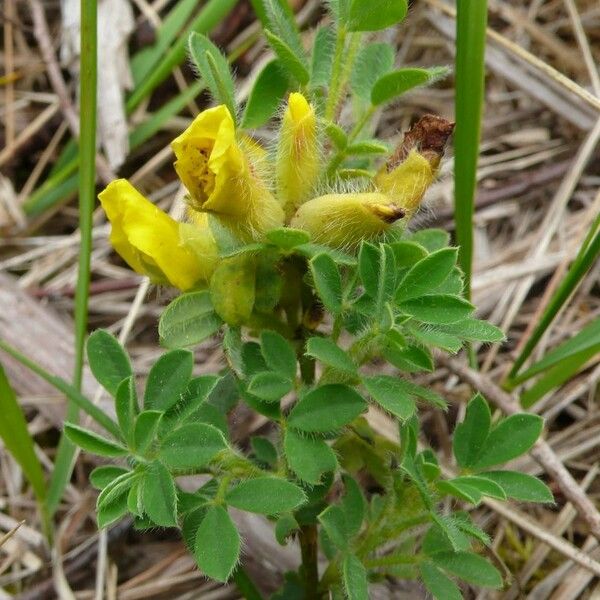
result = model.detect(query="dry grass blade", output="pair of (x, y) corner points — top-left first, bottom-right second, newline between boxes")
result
(0, 520), (25, 549)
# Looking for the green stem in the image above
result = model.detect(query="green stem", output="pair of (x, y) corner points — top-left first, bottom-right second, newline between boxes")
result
(326, 105), (375, 177)
(325, 25), (347, 121)
(299, 524), (320, 599)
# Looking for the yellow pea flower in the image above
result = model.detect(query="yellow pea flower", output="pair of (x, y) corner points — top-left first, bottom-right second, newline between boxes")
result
(289, 192), (405, 249)
(99, 179), (217, 290)
(171, 105), (284, 239)
(276, 93), (320, 218)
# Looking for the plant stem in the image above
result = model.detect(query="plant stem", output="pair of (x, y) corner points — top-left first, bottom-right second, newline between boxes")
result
(325, 24), (347, 121)
(299, 524), (320, 599)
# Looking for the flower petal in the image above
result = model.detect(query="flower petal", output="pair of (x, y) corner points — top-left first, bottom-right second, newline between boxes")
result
(99, 179), (210, 290)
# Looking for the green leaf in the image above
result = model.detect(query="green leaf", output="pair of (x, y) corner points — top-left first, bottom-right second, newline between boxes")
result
(310, 253), (343, 315)
(261, 330), (297, 380)
(284, 429), (337, 484)
(64, 423), (127, 457)
(86, 330), (132, 397)
(144, 349), (193, 412)
(409, 326), (463, 354)
(472, 414), (543, 470)
(363, 375), (416, 421)
(159, 423), (227, 470)
(306, 337), (356, 375)
(396, 248), (458, 302)
(325, 121), (348, 150)
(358, 242), (381, 297)
(264, 29), (310, 85)
(438, 476), (506, 504)
(399, 295), (474, 325)
(0, 364), (47, 504)
(346, 140), (389, 156)
(90, 465), (130, 490)
(389, 240), (428, 268)
(342, 554), (369, 599)
(133, 411), (163, 454)
(263, 0), (305, 57)
(295, 243), (356, 266)
(372, 66), (449, 105)
(437, 480), (482, 504)
(275, 513), (299, 545)
(115, 376), (138, 442)
(340, 475), (366, 536)
(432, 552), (502, 589)
(288, 384), (367, 432)
(226, 477), (306, 514)
(483, 471), (554, 503)
(384, 343), (434, 373)
(241, 60), (289, 128)
(159, 291), (223, 349)
(161, 375), (220, 430)
(411, 229), (450, 252)
(142, 462), (178, 527)
(97, 484), (130, 528)
(351, 42), (394, 104)
(188, 33), (236, 118)
(250, 436), (278, 466)
(195, 505), (240, 582)
(348, 0), (408, 31)
(453, 394), (491, 469)
(438, 318), (505, 343)
(247, 371), (293, 402)
(310, 25), (335, 88)
(450, 476), (506, 500)
(421, 563), (463, 600)
(266, 227), (311, 250)
(318, 505), (348, 549)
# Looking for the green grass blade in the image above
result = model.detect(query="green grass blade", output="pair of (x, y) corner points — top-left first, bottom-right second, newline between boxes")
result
(508, 213), (600, 381)
(126, 0), (237, 112)
(0, 363), (50, 535)
(131, 0), (199, 86)
(520, 343), (600, 408)
(454, 0), (488, 301)
(511, 317), (600, 387)
(46, 0), (99, 516)
(0, 340), (121, 439)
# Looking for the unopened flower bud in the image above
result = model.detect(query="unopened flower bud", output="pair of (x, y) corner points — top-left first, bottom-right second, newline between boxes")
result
(276, 93), (320, 218)
(375, 115), (454, 217)
(289, 192), (405, 248)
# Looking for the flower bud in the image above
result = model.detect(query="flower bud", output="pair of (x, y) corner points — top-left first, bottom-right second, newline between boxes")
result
(171, 105), (284, 240)
(99, 179), (216, 290)
(276, 93), (321, 218)
(210, 254), (256, 326)
(375, 115), (454, 217)
(289, 192), (405, 248)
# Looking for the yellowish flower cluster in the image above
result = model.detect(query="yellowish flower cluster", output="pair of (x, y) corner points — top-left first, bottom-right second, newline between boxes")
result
(99, 93), (446, 291)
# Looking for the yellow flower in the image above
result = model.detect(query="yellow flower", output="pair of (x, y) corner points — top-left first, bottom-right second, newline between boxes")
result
(276, 93), (320, 218)
(374, 149), (435, 217)
(99, 179), (217, 290)
(171, 105), (284, 239)
(289, 192), (405, 248)
(375, 115), (454, 217)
